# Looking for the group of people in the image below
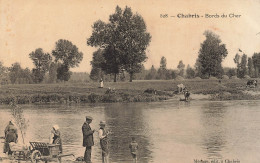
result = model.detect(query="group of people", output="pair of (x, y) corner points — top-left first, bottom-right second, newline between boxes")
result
(3, 116), (139, 163)
(82, 116), (139, 163)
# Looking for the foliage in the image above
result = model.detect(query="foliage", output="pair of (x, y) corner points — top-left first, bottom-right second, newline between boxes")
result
(8, 62), (33, 84)
(29, 48), (52, 83)
(90, 49), (105, 81)
(145, 65), (157, 80)
(52, 39), (83, 81)
(48, 62), (58, 83)
(197, 30), (228, 78)
(57, 64), (72, 81)
(0, 61), (9, 84)
(248, 57), (254, 78)
(234, 53), (247, 78)
(87, 6), (151, 82)
(252, 52), (260, 78)
(186, 65), (195, 79)
(10, 104), (29, 144)
(177, 60), (185, 77)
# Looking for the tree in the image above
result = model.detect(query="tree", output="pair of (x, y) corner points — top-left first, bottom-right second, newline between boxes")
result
(8, 63), (32, 84)
(197, 31), (228, 78)
(186, 65), (195, 79)
(145, 65), (157, 80)
(57, 64), (71, 81)
(48, 62), (58, 83)
(240, 54), (247, 78)
(234, 53), (241, 76)
(252, 52), (260, 77)
(90, 49), (105, 81)
(157, 56), (167, 80)
(29, 48), (52, 83)
(248, 57), (254, 78)
(0, 61), (10, 84)
(87, 6), (151, 82)
(177, 60), (185, 77)
(52, 39), (83, 81)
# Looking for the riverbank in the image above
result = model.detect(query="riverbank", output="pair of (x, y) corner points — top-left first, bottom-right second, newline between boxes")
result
(0, 79), (259, 104)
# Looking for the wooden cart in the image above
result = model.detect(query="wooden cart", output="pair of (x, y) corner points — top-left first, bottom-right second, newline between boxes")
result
(30, 142), (74, 163)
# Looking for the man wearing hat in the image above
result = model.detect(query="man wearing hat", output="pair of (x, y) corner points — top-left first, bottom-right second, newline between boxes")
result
(98, 121), (110, 163)
(82, 116), (95, 163)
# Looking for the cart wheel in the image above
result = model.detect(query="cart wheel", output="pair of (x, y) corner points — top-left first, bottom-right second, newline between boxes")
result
(31, 150), (41, 163)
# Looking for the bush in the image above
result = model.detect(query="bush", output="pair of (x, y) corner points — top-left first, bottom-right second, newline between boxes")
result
(222, 75), (229, 79)
(175, 76), (184, 81)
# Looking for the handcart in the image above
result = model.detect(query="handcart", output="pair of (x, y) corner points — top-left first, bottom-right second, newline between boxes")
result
(30, 142), (74, 163)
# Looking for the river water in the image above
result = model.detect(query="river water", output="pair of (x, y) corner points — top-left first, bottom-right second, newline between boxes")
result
(1, 100), (260, 163)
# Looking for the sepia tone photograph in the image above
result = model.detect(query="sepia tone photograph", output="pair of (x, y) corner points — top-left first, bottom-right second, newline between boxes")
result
(0, 0), (260, 162)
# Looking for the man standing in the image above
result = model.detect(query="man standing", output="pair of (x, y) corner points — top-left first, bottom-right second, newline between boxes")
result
(82, 116), (95, 163)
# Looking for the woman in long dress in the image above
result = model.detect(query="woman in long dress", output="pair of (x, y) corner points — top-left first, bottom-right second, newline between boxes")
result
(50, 125), (62, 153)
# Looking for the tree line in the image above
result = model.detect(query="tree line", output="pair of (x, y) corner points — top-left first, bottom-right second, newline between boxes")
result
(0, 39), (83, 84)
(1, 6), (260, 85)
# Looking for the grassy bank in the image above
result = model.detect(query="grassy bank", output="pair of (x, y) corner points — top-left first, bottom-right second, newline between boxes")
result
(0, 79), (259, 104)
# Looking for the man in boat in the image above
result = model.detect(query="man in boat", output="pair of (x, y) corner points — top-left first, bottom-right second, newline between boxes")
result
(4, 120), (18, 155)
(82, 116), (95, 163)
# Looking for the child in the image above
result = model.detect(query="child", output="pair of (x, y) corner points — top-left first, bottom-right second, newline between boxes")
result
(129, 137), (139, 163)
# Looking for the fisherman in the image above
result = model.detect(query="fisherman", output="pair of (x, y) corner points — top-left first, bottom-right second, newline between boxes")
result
(98, 121), (110, 163)
(82, 116), (95, 163)
(4, 120), (18, 155)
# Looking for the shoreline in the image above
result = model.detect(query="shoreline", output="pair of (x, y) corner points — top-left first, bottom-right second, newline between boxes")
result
(0, 79), (259, 105)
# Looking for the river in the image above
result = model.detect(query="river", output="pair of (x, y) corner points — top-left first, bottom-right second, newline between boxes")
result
(0, 100), (260, 163)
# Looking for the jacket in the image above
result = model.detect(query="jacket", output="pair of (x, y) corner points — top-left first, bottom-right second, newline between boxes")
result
(82, 122), (94, 147)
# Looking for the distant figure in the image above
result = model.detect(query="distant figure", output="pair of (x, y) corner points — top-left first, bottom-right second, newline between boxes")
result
(4, 120), (18, 155)
(100, 78), (104, 88)
(129, 137), (139, 163)
(82, 116), (95, 163)
(184, 90), (190, 101)
(50, 125), (62, 153)
(177, 83), (186, 93)
(98, 121), (110, 163)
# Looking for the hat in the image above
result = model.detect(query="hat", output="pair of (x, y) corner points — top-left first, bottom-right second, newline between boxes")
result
(53, 124), (59, 130)
(86, 116), (93, 120)
(99, 121), (106, 126)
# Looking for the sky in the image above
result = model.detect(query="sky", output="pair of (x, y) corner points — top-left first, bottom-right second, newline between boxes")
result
(0, 0), (260, 72)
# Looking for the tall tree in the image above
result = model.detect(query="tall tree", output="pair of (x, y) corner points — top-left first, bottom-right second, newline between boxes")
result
(233, 53), (241, 76)
(197, 31), (228, 78)
(157, 56), (167, 80)
(52, 39), (83, 81)
(252, 52), (260, 78)
(248, 57), (254, 78)
(240, 54), (247, 78)
(87, 6), (151, 82)
(29, 48), (52, 83)
(177, 60), (185, 77)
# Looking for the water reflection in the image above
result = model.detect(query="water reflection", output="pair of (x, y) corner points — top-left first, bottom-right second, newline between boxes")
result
(199, 102), (228, 159)
(103, 103), (152, 163)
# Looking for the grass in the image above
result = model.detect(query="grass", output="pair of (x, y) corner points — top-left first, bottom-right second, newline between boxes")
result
(0, 79), (259, 104)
